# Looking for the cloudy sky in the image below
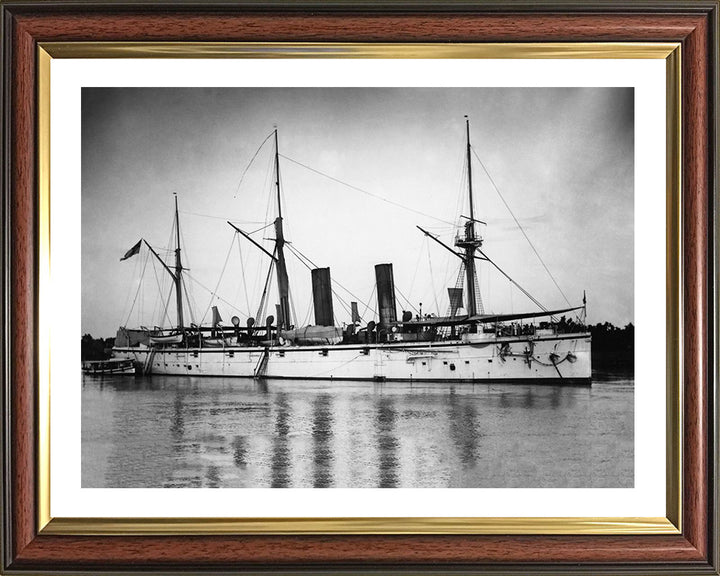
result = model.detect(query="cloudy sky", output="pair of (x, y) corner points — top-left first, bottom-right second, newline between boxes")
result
(82, 87), (633, 337)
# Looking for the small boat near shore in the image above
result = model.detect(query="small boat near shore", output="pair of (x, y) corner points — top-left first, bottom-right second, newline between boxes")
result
(82, 358), (136, 376)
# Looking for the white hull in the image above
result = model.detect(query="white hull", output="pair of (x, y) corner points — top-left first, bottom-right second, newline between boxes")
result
(113, 332), (591, 383)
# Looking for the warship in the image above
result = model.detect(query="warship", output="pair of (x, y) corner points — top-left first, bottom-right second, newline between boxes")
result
(112, 119), (591, 383)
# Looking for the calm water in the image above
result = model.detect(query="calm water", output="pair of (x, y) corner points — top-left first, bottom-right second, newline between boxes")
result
(82, 372), (633, 488)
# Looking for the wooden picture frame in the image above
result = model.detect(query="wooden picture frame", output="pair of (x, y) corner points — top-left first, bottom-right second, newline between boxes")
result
(1, 1), (717, 573)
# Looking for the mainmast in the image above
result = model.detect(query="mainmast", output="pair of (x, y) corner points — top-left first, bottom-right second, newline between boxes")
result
(273, 129), (291, 330)
(454, 116), (483, 322)
(173, 193), (185, 330)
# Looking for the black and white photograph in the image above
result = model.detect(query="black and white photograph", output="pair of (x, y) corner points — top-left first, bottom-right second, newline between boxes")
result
(81, 87), (634, 489)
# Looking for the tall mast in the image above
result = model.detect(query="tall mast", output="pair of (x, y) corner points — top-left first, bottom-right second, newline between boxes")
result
(462, 116), (479, 319)
(273, 128), (291, 330)
(173, 193), (185, 330)
(466, 116), (476, 223)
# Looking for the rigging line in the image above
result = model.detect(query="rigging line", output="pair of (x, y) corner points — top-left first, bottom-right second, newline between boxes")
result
(395, 285), (420, 315)
(335, 292), (352, 315)
(256, 252), (276, 322)
(407, 238), (424, 300)
(329, 294), (351, 321)
(181, 275), (197, 326)
(426, 240), (440, 316)
(362, 284), (378, 321)
(249, 226), (266, 310)
(149, 251), (173, 327)
(159, 281), (174, 329)
(262, 150), (275, 228)
(279, 166), (290, 233)
(284, 244), (353, 316)
(478, 249), (548, 314)
(279, 153), (456, 226)
(283, 245), (353, 319)
(286, 248), (353, 317)
(236, 235), (252, 317)
(123, 250), (151, 327)
(284, 242), (313, 269)
(243, 221), (275, 236)
(288, 284), (299, 328)
(233, 131), (275, 199)
(149, 259), (163, 325)
(178, 226), (199, 326)
(200, 235), (236, 325)
(184, 271), (249, 319)
(470, 146), (572, 308)
(285, 242), (368, 309)
(143, 213), (176, 327)
(181, 210), (264, 224)
(302, 298), (313, 328)
(147, 254), (168, 328)
(120, 245), (143, 317)
(259, 260), (275, 322)
(333, 290), (352, 315)
(456, 150), (468, 227)
(279, 169), (301, 326)
(151, 247), (174, 328)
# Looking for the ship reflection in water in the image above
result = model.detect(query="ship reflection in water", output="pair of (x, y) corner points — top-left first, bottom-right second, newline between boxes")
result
(81, 372), (633, 488)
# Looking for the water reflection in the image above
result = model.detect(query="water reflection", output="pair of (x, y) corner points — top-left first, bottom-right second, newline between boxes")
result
(375, 396), (399, 488)
(82, 373), (633, 488)
(312, 394), (334, 488)
(206, 465), (220, 488)
(170, 392), (185, 441)
(232, 436), (247, 468)
(448, 390), (480, 467)
(270, 393), (290, 488)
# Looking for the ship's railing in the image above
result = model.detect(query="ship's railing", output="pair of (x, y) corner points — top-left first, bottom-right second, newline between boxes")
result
(432, 320), (588, 342)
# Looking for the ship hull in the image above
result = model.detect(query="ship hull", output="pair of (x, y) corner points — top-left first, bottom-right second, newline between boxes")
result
(113, 332), (591, 384)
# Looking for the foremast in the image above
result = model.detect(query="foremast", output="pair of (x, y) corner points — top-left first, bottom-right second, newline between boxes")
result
(273, 129), (292, 331)
(173, 193), (185, 331)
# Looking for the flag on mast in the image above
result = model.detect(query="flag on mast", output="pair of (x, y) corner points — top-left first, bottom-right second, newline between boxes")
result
(120, 240), (142, 261)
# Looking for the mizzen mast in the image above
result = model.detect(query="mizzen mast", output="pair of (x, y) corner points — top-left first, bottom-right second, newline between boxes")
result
(454, 116), (483, 322)
(273, 128), (292, 330)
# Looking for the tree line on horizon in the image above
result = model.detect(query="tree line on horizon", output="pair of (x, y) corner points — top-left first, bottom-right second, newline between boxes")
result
(587, 321), (634, 369)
